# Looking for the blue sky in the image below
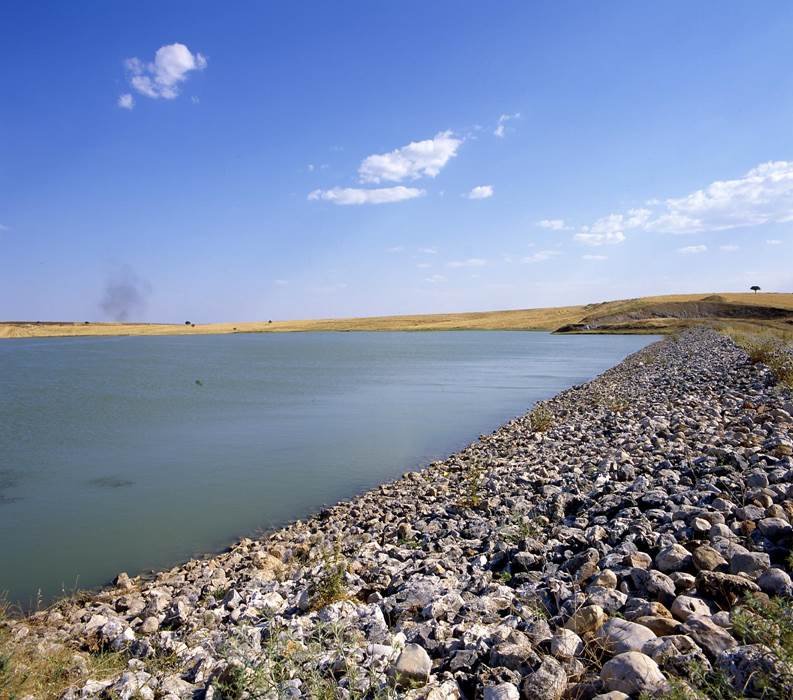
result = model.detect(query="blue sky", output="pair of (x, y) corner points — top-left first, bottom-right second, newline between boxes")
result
(1, 2), (792, 322)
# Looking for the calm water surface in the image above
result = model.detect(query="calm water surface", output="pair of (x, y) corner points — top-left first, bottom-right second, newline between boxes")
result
(0, 331), (656, 606)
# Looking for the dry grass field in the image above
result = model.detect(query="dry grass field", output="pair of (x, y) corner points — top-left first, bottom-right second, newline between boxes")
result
(2, 292), (792, 339)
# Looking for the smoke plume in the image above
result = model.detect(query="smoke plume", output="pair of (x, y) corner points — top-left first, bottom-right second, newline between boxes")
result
(99, 266), (151, 322)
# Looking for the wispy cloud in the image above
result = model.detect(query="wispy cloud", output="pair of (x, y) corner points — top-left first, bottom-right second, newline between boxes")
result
(537, 219), (570, 231)
(358, 131), (462, 184)
(582, 254), (607, 260)
(467, 185), (494, 200)
(494, 112), (520, 138)
(385, 245), (405, 253)
(521, 250), (561, 263)
(117, 93), (134, 110)
(308, 186), (424, 205)
(416, 262), (432, 269)
(425, 274), (446, 283)
(447, 258), (486, 268)
(677, 244), (707, 254)
(124, 43), (206, 100)
(766, 238), (783, 245)
(273, 279), (289, 286)
(720, 244), (739, 252)
(418, 247), (438, 254)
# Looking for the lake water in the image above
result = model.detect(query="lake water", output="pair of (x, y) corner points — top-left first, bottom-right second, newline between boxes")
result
(0, 331), (656, 607)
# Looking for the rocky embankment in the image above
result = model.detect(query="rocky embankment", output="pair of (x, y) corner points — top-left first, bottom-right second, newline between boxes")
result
(7, 328), (793, 699)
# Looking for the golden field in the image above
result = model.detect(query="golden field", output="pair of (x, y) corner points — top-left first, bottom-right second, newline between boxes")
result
(2, 292), (792, 339)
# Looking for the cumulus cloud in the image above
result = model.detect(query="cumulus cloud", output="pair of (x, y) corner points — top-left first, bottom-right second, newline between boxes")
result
(569, 161), (793, 247)
(494, 112), (520, 138)
(117, 93), (134, 109)
(537, 219), (569, 231)
(573, 209), (650, 246)
(646, 162), (793, 233)
(521, 250), (561, 263)
(308, 186), (424, 205)
(125, 43), (207, 100)
(677, 244), (707, 254)
(582, 254), (608, 260)
(447, 258), (486, 268)
(467, 185), (493, 200)
(358, 131), (462, 183)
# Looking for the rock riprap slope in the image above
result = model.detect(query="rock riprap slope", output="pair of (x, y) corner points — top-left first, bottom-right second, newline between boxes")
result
(6, 329), (793, 699)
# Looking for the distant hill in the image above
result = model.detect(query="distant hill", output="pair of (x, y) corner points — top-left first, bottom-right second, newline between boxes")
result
(2, 292), (792, 339)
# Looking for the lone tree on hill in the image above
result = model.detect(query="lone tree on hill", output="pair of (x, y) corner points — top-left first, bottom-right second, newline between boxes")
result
(750, 285), (761, 294)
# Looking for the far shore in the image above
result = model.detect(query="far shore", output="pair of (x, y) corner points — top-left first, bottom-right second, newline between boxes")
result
(2, 291), (792, 339)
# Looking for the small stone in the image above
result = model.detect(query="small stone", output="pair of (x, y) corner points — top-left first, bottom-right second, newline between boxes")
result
(696, 570), (761, 607)
(600, 652), (667, 695)
(550, 629), (584, 659)
(483, 683), (520, 700)
(692, 545), (727, 572)
(634, 616), (681, 636)
(139, 617), (159, 635)
(655, 544), (691, 573)
(596, 618), (657, 654)
(683, 614), (737, 658)
(394, 644), (432, 687)
(590, 569), (618, 589)
(564, 605), (607, 637)
(729, 551), (771, 579)
(671, 595), (711, 621)
(757, 567), (793, 596)
(520, 655), (567, 700)
(114, 572), (133, 590)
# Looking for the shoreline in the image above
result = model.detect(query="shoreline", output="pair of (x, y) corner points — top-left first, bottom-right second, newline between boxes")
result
(3, 328), (793, 698)
(3, 292), (793, 340)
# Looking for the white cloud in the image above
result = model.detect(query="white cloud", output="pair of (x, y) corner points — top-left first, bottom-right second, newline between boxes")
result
(385, 245), (405, 253)
(425, 274), (446, 283)
(125, 43), (207, 100)
(570, 161), (793, 247)
(720, 244), (739, 252)
(677, 244), (707, 254)
(573, 208), (649, 246)
(117, 93), (134, 109)
(273, 279), (288, 286)
(307, 186), (424, 205)
(766, 238), (783, 245)
(494, 112), (520, 138)
(645, 162), (793, 233)
(447, 258), (486, 268)
(521, 250), (561, 263)
(582, 254), (607, 260)
(358, 131), (462, 183)
(467, 185), (493, 200)
(416, 262), (432, 269)
(418, 247), (438, 254)
(537, 219), (569, 231)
